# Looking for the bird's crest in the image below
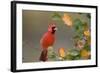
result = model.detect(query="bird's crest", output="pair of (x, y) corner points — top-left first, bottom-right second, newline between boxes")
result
(48, 22), (56, 28)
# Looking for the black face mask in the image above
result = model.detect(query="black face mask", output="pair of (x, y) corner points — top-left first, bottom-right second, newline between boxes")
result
(51, 27), (56, 34)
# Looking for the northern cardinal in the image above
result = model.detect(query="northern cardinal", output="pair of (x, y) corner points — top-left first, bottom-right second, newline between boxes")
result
(39, 23), (57, 61)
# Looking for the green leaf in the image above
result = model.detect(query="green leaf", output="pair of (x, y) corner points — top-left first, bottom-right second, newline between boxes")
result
(73, 19), (84, 34)
(65, 54), (74, 60)
(74, 19), (83, 27)
(52, 12), (61, 20)
(74, 55), (81, 60)
(69, 49), (80, 56)
(73, 19), (84, 41)
(83, 44), (91, 51)
(48, 47), (57, 60)
(86, 13), (91, 19)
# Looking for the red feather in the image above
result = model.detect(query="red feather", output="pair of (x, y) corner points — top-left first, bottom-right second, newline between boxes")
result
(40, 32), (55, 49)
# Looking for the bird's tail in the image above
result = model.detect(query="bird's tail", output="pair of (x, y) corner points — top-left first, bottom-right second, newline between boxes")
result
(39, 50), (48, 62)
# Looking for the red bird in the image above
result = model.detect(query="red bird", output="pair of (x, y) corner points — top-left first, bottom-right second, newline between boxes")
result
(40, 23), (57, 61)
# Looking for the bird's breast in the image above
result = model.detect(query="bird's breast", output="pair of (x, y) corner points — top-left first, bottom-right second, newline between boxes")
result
(40, 32), (55, 49)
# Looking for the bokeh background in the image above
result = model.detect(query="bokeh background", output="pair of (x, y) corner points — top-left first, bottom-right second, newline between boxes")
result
(22, 10), (90, 63)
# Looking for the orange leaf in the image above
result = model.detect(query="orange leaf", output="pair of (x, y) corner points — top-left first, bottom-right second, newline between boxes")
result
(62, 13), (73, 27)
(58, 48), (66, 58)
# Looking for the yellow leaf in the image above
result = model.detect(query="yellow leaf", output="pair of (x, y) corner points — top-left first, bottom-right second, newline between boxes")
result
(58, 48), (66, 58)
(80, 49), (90, 59)
(62, 13), (73, 27)
(84, 30), (90, 37)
